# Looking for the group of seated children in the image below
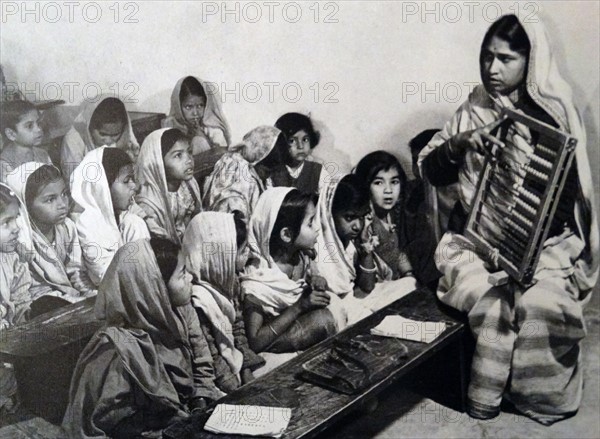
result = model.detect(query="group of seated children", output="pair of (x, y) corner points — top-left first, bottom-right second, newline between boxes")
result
(0, 74), (435, 436)
(3, 14), (596, 433)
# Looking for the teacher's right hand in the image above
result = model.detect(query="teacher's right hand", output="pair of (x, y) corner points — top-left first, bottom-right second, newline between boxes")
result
(448, 117), (506, 157)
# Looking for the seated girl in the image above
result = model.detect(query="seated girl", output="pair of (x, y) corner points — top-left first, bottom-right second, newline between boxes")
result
(314, 174), (416, 325)
(203, 125), (284, 222)
(241, 187), (344, 356)
(0, 100), (51, 182)
(136, 128), (202, 243)
(0, 183), (32, 412)
(60, 95), (139, 179)
(354, 151), (419, 281)
(163, 76), (230, 154)
(63, 240), (222, 438)
(270, 112), (327, 194)
(151, 236), (227, 403)
(70, 147), (149, 286)
(6, 163), (95, 316)
(181, 211), (266, 391)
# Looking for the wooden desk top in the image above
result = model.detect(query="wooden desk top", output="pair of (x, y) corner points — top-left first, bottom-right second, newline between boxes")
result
(0, 296), (102, 360)
(164, 288), (465, 439)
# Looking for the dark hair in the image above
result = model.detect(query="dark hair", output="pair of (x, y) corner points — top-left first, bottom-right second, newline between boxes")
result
(89, 98), (127, 131)
(161, 128), (188, 157)
(1, 100), (37, 140)
(25, 165), (63, 210)
(408, 129), (441, 158)
(0, 184), (19, 213)
(481, 15), (531, 58)
(275, 112), (320, 149)
(180, 76), (207, 104)
(102, 147), (133, 187)
(354, 150), (407, 189)
(269, 189), (318, 256)
(332, 174), (370, 216)
(232, 210), (247, 249)
(150, 236), (181, 282)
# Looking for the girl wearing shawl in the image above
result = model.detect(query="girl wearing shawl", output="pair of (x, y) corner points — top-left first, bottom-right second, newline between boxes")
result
(60, 95), (139, 179)
(70, 147), (149, 286)
(202, 126), (283, 221)
(182, 212), (265, 391)
(418, 15), (599, 423)
(0, 184), (32, 413)
(62, 240), (222, 438)
(313, 174), (416, 325)
(241, 187), (345, 355)
(162, 76), (231, 153)
(6, 163), (94, 315)
(136, 128), (202, 243)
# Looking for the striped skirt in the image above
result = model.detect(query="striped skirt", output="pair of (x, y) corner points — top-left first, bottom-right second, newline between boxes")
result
(435, 231), (587, 425)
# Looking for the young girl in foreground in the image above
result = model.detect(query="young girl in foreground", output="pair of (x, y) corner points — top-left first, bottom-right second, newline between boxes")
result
(63, 240), (222, 438)
(241, 187), (345, 354)
(6, 163), (95, 315)
(136, 128), (202, 243)
(314, 175), (416, 325)
(354, 151), (413, 281)
(163, 76), (231, 154)
(0, 184), (31, 412)
(270, 112), (326, 194)
(60, 95), (139, 179)
(418, 15), (598, 423)
(203, 126), (283, 221)
(71, 147), (149, 286)
(182, 212), (265, 391)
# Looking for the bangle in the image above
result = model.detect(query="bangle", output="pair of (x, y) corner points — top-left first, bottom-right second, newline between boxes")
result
(359, 264), (377, 274)
(267, 324), (279, 336)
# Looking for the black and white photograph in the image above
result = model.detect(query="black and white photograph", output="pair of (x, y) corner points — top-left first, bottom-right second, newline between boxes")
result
(0, 1), (598, 438)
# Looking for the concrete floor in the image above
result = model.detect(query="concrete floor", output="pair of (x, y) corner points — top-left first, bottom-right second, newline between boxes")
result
(1, 286), (599, 439)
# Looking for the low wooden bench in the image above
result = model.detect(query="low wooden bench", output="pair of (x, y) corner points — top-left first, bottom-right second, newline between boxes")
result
(0, 296), (102, 423)
(164, 288), (469, 439)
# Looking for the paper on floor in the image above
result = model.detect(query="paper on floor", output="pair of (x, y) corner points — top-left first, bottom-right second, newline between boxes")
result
(204, 403), (292, 438)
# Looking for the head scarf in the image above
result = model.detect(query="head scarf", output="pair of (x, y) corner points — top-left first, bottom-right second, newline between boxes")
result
(239, 187), (309, 316)
(182, 212), (244, 376)
(313, 175), (357, 296)
(162, 76), (231, 146)
(136, 128), (202, 243)
(61, 94), (138, 177)
(203, 126), (281, 220)
(70, 147), (122, 284)
(6, 162), (81, 299)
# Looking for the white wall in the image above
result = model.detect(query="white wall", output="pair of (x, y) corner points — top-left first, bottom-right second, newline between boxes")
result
(2, 1), (598, 186)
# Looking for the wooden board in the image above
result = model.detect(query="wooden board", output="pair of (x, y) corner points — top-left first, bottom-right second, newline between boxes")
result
(164, 288), (466, 439)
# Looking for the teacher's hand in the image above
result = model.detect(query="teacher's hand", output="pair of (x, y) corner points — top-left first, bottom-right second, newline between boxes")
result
(448, 117), (506, 157)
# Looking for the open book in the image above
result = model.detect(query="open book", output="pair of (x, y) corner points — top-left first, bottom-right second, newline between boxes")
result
(370, 315), (446, 343)
(204, 404), (292, 438)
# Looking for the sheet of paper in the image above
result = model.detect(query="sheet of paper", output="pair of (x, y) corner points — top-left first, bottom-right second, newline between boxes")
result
(370, 315), (447, 343)
(204, 404), (292, 438)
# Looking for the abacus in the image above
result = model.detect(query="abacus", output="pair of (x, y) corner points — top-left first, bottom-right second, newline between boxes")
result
(464, 107), (577, 287)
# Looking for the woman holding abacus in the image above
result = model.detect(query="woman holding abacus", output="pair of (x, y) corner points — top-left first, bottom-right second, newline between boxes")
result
(418, 15), (598, 424)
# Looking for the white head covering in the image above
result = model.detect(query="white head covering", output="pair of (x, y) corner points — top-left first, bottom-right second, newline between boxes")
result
(70, 147), (122, 284)
(239, 187), (310, 316)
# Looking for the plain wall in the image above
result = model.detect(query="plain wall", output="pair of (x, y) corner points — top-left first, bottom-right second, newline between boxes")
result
(2, 1), (598, 187)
